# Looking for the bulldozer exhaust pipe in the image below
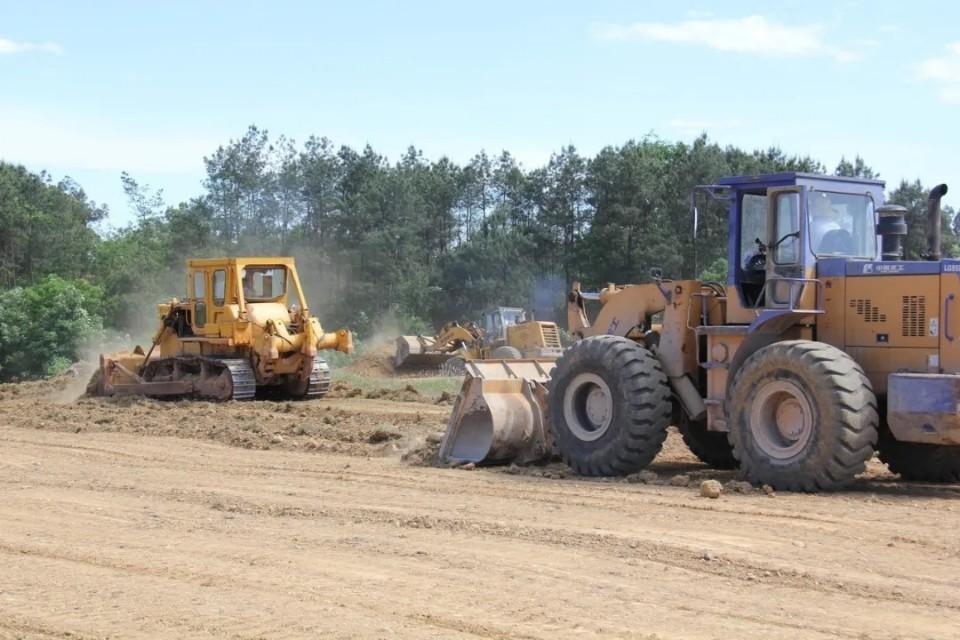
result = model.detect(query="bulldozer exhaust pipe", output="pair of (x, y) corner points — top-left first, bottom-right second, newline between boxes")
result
(928, 183), (949, 261)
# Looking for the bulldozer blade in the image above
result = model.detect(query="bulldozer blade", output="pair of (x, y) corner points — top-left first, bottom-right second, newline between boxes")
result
(91, 351), (148, 396)
(394, 335), (449, 369)
(440, 359), (556, 465)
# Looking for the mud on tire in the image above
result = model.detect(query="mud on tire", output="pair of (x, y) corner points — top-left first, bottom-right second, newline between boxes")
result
(728, 340), (878, 491)
(548, 335), (671, 476)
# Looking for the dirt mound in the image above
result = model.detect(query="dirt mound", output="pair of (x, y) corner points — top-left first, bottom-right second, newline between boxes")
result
(401, 434), (442, 466)
(325, 380), (430, 403)
(347, 342), (398, 377)
(0, 376), (451, 460)
(347, 340), (443, 379)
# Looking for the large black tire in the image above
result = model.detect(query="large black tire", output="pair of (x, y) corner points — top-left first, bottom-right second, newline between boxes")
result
(548, 335), (671, 476)
(728, 340), (878, 491)
(877, 427), (960, 482)
(678, 414), (738, 469)
(491, 345), (522, 359)
(440, 356), (467, 376)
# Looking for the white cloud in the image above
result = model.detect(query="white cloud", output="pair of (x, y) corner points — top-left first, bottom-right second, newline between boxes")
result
(0, 37), (62, 55)
(592, 15), (858, 63)
(916, 43), (960, 104)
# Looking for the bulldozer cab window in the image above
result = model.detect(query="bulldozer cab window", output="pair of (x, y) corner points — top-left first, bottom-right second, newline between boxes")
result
(241, 266), (287, 302)
(213, 270), (226, 306)
(193, 271), (207, 327)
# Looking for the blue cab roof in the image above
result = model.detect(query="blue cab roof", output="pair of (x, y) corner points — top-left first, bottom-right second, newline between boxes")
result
(716, 172), (886, 190)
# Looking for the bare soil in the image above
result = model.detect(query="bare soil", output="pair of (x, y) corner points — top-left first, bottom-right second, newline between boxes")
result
(2, 373), (960, 638)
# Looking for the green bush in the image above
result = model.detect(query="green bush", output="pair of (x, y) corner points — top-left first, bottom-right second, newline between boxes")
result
(0, 276), (104, 381)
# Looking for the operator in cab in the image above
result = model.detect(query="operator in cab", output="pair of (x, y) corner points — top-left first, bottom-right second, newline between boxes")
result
(810, 193), (855, 255)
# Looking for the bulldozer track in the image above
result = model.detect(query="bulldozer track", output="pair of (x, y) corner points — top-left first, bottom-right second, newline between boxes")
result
(304, 358), (331, 399)
(216, 358), (256, 401)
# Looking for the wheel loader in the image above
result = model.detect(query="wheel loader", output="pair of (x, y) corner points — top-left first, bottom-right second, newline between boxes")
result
(90, 257), (352, 401)
(394, 307), (563, 373)
(441, 173), (960, 490)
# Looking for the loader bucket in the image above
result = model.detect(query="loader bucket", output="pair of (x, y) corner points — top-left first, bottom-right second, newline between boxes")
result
(440, 359), (556, 465)
(394, 335), (450, 369)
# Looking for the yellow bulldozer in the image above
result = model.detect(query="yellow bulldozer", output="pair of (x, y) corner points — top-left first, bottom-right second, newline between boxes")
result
(394, 307), (563, 374)
(90, 257), (352, 401)
(442, 173), (960, 490)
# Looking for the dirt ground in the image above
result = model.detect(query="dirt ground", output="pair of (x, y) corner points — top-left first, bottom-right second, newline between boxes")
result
(2, 373), (960, 639)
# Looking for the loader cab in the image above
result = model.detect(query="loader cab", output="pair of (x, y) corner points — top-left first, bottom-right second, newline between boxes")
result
(480, 307), (526, 342)
(718, 173), (883, 315)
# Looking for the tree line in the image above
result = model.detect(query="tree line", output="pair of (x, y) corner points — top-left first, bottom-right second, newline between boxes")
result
(0, 128), (956, 380)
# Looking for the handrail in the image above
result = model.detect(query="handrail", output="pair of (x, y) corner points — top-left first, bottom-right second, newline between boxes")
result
(761, 277), (824, 313)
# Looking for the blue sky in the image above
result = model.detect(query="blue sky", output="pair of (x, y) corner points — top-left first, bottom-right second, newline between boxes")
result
(2, 1), (958, 226)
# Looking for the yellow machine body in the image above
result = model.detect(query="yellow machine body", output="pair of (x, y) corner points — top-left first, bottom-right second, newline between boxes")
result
(394, 307), (563, 371)
(93, 257), (352, 401)
(441, 173), (960, 490)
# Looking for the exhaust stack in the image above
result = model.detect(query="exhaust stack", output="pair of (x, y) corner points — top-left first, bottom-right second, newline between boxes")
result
(927, 184), (949, 261)
(876, 205), (908, 261)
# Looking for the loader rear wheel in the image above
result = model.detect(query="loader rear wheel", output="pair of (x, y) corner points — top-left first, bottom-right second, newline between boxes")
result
(548, 336), (671, 476)
(491, 346), (522, 360)
(440, 356), (467, 377)
(678, 415), (738, 469)
(877, 427), (960, 482)
(728, 341), (878, 491)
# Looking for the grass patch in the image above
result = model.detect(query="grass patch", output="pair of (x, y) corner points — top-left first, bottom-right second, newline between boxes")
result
(330, 370), (462, 399)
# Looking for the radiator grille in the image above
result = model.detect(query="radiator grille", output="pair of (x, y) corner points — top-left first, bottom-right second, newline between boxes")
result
(849, 299), (887, 323)
(901, 296), (927, 337)
(540, 324), (562, 349)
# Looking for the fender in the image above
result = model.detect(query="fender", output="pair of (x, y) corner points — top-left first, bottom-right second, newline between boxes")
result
(726, 310), (818, 395)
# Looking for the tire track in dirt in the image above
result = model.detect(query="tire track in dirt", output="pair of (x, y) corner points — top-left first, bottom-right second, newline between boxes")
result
(6, 463), (959, 620)
(4, 410), (960, 638)
(8, 430), (960, 605)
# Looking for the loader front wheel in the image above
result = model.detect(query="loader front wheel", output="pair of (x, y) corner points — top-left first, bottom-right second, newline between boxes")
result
(877, 427), (960, 482)
(728, 341), (878, 491)
(678, 415), (738, 469)
(548, 336), (671, 476)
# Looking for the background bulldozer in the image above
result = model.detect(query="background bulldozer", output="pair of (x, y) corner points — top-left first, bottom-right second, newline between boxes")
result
(442, 173), (960, 490)
(394, 307), (563, 373)
(91, 257), (352, 401)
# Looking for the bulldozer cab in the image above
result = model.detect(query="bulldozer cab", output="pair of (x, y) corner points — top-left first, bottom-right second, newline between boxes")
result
(184, 258), (307, 338)
(480, 307), (526, 342)
(701, 174), (884, 316)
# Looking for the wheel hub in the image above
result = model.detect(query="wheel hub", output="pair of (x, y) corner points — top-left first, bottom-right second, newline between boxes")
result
(563, 372), (614, 442)
(749, 379), (814, 460)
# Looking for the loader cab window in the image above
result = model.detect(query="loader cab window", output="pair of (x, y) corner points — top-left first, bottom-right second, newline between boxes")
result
(738, 193), (768, 307)
(808, 191), (876, 258)
(773, 192), (801, 264)
(740, 194), (768, 271)
(213, 269), (226, 306)
(193, 271), (207, 327)
(489, 313), (503, 340)
(241, 266), (287, 302)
